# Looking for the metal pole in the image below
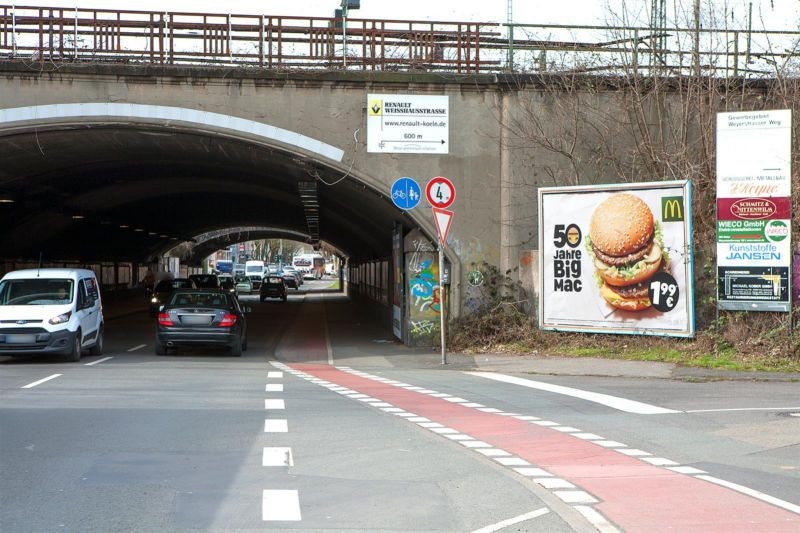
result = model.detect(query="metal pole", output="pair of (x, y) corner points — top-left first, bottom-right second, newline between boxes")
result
(439, 244), (446, 365)
(11, 3), (17, 57)
(342, 4), (347, 69)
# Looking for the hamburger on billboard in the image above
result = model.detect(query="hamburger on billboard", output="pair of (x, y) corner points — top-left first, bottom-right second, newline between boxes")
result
(538, 181), (695, 337)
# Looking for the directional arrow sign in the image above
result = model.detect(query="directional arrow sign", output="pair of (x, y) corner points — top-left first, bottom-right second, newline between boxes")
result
(432, 207), (454, 245)
(367, 94), (449, 154)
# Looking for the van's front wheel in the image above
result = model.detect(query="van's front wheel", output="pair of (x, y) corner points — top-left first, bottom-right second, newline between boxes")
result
(88, 326), (103, 356)
(66, 330), (82, 362)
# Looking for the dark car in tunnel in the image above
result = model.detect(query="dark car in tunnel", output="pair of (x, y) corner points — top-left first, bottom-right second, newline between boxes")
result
(189, 274), (220, 289)
(150, 278), (196, 316)
(259, 275), (287, 302)
(155, 289), (248, 356)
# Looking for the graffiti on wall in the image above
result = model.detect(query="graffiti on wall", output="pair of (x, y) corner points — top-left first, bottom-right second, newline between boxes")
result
(405, 229), (440, 346)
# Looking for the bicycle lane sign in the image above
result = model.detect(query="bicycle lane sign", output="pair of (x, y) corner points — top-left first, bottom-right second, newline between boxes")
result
(390, 177), (422, 210)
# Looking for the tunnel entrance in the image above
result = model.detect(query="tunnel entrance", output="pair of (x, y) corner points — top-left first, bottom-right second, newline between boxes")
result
(0, 105), (448, 346)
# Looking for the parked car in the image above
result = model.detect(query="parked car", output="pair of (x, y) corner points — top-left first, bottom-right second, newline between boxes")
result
(150, 278), (196, 316)
(155, 289), (249, 356)
(280, 270), (299, 289)
(189, 273), (220, 289)
(235, 276), (252, 294)
(0, 268), (103, 362)
(218, 275), (236, 296)
(260, 275), (287, 302)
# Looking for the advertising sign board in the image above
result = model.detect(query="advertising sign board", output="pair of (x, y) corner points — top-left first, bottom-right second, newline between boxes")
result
(538, 181), (695, 337)
(716, 110), (792, 312)
(367, 94), (449, 154)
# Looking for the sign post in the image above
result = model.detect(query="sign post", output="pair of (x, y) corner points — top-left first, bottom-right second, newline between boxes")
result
(432, 206), (454, 364)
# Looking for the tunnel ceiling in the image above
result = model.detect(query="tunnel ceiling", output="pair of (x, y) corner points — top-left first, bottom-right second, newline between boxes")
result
(0, 125), (412, 263)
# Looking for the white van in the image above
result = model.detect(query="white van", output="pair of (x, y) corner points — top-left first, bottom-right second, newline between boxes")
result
(0, 268), (104, 362)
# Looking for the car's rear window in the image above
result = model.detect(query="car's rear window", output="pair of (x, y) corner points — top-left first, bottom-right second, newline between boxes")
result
(266, 277), (283, 284)
(155, 280), (193, 291)
(169, 292), (229, 308)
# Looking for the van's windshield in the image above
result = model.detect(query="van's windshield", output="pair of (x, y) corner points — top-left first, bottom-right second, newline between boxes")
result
(0, 279), (74, 305)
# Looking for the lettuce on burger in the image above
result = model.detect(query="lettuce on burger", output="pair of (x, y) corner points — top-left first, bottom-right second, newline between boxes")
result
(586, 193), (667, 311)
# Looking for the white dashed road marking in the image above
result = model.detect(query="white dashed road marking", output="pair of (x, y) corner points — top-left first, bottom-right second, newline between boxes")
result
(264, 399), (285, 410)
(263, 447), (294, 466)
(262, 490), (302, 521)
(265, 383), (283, 392)
(127, 344), (146, 352)
(21, 374), (62, 388)
(264, 419), (288, 433)
(84, 356), (113, 366)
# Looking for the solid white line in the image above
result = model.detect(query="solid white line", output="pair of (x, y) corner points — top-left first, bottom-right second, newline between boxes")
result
(84, 356), (113, 366)
(21, 374), (62, 388)
(470, 508), (550, 533)
(264, 419), (288, 433)
(467, 372), (680, 414)
(265, 384), (284, 392)
(262, 490), (302, 521)
(573, 505), (621, 533)
(696, 475), (800, 515)
(686, 406), (800, 413)
(127, 344), (146, 352)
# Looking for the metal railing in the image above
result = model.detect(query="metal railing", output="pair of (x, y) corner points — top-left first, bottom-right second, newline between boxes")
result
(1, 4), (798, 77)
(0, 5), (497, 73)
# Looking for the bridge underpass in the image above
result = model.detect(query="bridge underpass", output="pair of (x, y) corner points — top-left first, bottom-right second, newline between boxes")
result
(0, 119), (442, 345)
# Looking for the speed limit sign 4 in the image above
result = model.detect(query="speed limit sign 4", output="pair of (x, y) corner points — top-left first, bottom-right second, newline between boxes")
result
(426, 176), (456, 209)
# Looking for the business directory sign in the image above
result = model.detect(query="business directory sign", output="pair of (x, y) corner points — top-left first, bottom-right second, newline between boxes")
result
(538, 181), (695, 337)
(716, 110), (792, 311)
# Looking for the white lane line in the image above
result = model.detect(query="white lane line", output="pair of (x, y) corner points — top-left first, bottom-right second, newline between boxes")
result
(514, 467), (552, 477)
(466, 371), (680, 414)
(534, 478), (575, 489)
(554, 490), (598, 504)
(264, 399), (285, 410)
(267, 371), (283, 378)
(262, 447), (294, 466)
(696, 475), (800, 515)
(573, 505), (621, 533)
(470, 508), (550, 533)
(265, 384), (284, 392)
(84, 356), (113, 366)
(262, 490), (302, 521)
(127, 344), (146, 352)
(264, 419), (288, 433)
(668, 466), (706, 475)
(686, 406), (800, 413)
(21, 374), (62, 389)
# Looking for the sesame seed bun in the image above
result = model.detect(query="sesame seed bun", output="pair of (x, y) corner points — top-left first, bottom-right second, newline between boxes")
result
(589, 194), (654, 257)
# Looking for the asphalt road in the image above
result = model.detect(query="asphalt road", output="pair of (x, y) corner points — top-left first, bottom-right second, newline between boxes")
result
(1, 280), (798, 532)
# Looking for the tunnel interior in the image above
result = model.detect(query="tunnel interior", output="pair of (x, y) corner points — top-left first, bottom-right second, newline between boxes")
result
(0, 124), (415, 265)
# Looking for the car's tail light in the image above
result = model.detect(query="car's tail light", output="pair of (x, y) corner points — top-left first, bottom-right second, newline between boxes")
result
(219, 313), (237, 327)
(157, 312), (174, 326)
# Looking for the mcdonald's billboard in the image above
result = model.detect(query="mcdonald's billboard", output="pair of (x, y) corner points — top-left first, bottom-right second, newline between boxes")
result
(538, 180), (695, 337)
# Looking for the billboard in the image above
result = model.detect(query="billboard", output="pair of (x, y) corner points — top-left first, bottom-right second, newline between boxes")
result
(716, 110), (792, 312)
(538, 181), (695, 337)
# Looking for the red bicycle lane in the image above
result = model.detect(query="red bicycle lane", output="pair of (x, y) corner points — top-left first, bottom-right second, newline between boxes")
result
(291, 363), (800, 532)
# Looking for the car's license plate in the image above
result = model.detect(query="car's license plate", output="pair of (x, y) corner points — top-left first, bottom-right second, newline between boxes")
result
(5, 334), (37, 344)
(179, 315), (213, 326)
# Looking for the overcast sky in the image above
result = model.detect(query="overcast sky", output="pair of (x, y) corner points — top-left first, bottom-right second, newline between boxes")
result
(9, 1), (799, 29)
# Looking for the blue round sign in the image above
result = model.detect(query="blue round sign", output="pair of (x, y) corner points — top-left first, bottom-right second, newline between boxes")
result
(390, 177), (422, 210)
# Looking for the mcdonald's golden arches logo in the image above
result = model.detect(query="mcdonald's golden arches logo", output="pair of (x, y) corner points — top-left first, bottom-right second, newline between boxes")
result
(661, 196), (684, 221)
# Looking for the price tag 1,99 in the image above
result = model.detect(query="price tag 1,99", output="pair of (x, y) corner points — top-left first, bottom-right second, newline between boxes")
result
(648, 272), (680, 312)
(426, 176), (455, 209)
